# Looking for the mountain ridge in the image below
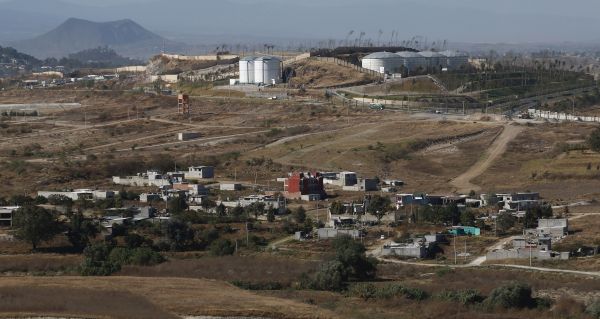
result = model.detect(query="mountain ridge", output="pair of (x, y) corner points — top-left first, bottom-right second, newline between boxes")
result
(10, 18), (179, 59)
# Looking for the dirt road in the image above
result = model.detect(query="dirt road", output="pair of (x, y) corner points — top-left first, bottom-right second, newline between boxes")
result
(450, 124), (524, 192)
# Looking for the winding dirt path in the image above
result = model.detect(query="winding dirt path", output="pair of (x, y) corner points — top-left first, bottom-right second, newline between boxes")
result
(450, 124), (524, 193)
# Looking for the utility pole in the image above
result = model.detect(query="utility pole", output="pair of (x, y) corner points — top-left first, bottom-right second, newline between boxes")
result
(453, 235), (457, 265)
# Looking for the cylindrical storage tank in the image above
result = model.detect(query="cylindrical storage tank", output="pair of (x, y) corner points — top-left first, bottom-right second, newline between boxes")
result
(239, 56), (256, 84)
(254, 56), (282, 84)
(361, 52), (402, 74)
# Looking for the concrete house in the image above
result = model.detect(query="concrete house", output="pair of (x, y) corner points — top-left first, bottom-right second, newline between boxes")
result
(113, 171), (172, 187)
(38, 189), (116, 201)
(185, 166), (214, 179)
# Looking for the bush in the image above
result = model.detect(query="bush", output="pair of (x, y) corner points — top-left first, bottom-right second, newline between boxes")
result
(128, 247), (165, 266)
(310, 260), (346, 291)
(587, 299), (600, 318)
(436, 289), (484, 305)
(230, 280), (284, 290)
(346, 283), (428, 301)
(209, 239), (235, 256)
(485, 282), (535, 309)
(81, 243), (121, 276)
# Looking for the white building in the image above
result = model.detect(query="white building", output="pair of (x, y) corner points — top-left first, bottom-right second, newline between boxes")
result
(38, 190), (117, 201)
(0, 206), (18, 227)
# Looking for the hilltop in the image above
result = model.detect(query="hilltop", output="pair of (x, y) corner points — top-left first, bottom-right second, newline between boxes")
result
(11, 18), (182, 59)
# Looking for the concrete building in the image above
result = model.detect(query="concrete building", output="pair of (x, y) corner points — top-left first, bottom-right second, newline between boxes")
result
(113, 171), (172, 187)
(37, 189), (116, 201)
(140, 193), (162, 203)
(218, 194), (286, 214)
(537, 219), (568, 238)
(185, 166), (214, 179)
(284, 172), (326, 200)
(0, 206), (18, 227)
(220, 183), (242, 191)
(342, 178), (379, 192)
(381, 235), (441, 258)
(172, 183), (209, 196)
(317, 228), (361, 239)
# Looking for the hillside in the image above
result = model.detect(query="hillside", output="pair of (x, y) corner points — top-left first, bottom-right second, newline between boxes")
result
(288, 58), (379, 89)
(11, 18), (182, 59)
(0, 46), (40, 65)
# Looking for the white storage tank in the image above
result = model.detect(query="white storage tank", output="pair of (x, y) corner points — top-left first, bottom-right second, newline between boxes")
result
(439, 50), (469, 70)
(396, 51), (426, 73)
(254, 56), (282, 85)
(419, 51), (445, 70)
(361, 52), (403, 74)
(239, 56), (256, 84)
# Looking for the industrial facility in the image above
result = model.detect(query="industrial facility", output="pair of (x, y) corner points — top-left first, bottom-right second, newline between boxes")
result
(361, 50), (469, 74)
(238, 56), (282, 85)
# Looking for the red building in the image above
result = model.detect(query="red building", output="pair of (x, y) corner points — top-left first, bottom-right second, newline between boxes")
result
(284, 172), (326, 200)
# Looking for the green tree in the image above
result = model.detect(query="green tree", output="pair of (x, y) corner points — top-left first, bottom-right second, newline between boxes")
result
(12, 205), (62, 250)
(209, 238), (235, 256)
(329, 201), (345, 215)
(247, 202), (266, 220)
(485, 282), (535, 309)
(216, 203), (227, 217)
(266, 208), (276, 222)
(66, 212), (100, 250)
(165, 220), (195, 251)
(311, 260), (346, 291)
(367, 195), (391, 223)
(496, 212), (516, 234)
(167, 196), (188, 214)
(332, 236), (377, 280)
(460, 210), (476, 227)
(293, 206), (306, 223)
(80, 242), (120, 276)
(588, 127), (600, 152)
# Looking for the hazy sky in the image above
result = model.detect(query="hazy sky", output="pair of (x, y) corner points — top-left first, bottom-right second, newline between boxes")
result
(0, 0), (598, 44)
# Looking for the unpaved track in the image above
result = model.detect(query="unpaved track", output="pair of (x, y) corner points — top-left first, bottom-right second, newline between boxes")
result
(450, 124), (524, 192)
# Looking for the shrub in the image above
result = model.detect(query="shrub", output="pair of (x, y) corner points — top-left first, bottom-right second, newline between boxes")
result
(436, 289), (484, 305)
(209, 239), (235, 256)
(230, 280), (284, 290)
(81, 243), (120, 276)
(485, 282), (535, 309)
(128, 247), (165, 266)
(347, 283), (429, 301)
(311, 260), (346, 291)
(587, 299), (600, 318)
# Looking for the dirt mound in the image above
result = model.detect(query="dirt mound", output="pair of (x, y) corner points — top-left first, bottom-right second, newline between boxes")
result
(289, 59), (377, 89)
(147, 55), (238, 76)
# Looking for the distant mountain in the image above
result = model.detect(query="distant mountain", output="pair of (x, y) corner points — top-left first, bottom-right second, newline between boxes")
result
(11, 18), (183, 59)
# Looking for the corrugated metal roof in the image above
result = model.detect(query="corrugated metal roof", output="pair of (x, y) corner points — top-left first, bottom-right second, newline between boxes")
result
(363, 52), (401, 59)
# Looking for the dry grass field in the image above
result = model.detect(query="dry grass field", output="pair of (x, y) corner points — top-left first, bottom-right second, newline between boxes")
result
(0, 276), (339, 319)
